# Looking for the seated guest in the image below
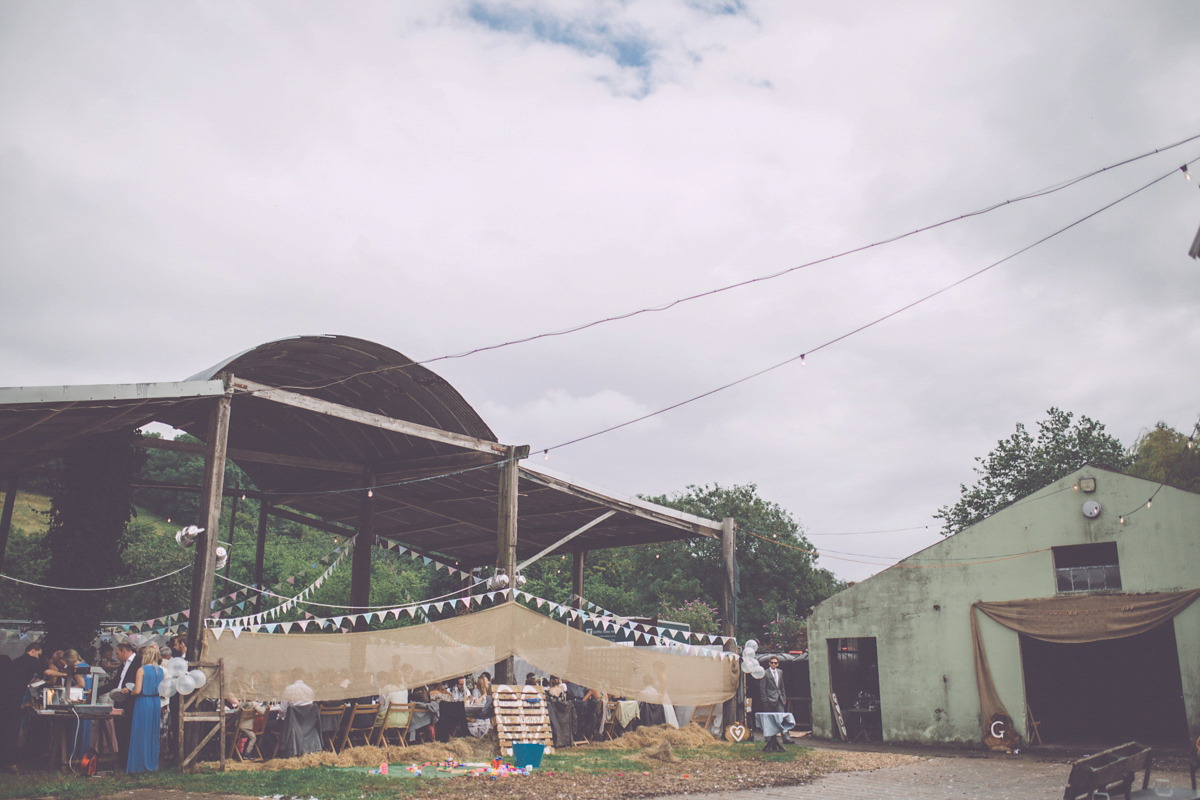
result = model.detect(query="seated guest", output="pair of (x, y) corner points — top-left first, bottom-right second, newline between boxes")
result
(276, 679), (320, 757)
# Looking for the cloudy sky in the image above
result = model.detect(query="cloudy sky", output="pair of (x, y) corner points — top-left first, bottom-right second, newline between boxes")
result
(2, 1), (1198, 581)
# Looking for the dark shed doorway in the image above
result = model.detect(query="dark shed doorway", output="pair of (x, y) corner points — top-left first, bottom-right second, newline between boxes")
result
(827, 637), (881, 740)
(1020, 621), (1188, 745)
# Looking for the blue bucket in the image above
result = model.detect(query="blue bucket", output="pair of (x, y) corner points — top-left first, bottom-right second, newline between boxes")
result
(511, 742), (545, 769)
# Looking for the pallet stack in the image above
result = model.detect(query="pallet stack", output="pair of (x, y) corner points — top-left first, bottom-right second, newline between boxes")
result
(492, 684), (554, 756)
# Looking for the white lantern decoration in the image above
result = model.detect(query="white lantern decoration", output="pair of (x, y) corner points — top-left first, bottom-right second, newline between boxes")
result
(189, 669), (208, 689)
(175, 526), (204, 547)
(158, 677), (177, 699)
(175, 674), (197, 695)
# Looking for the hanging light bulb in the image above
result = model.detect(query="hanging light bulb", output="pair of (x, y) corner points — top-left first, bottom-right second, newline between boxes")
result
(1146, 498), (1152, 509)
(1183, 165), (1192, 182)
(367, 488), (373, 498)
(543, 450), (550, 461)
(1119, 516), (1125, 525)
(800, 354), (807, 365)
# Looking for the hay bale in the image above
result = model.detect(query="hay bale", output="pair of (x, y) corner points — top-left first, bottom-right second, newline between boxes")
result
(643, 740), (678, 762)
(600, 723), (722, 751)
(202, 735), (498, 771)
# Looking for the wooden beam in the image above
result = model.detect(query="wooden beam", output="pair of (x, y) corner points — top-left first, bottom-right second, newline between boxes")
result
(720, 517), (739, 726)
(0, 475), (16, 574)
(253, 501), (268, 615)
(224, 494), (240, 580)
(135, 436), (363, 474)
(516, 510), (615, 572)
(350, 474), (375, 633)
(495, 446), (519, 685)
(518, 467), (720, 539)
(187, 391), (232, 660)
(232, 377), (511, 456)
(372, 451), (501, 483)
(265, 504), (355, 537)
(571, 551), (585, 631)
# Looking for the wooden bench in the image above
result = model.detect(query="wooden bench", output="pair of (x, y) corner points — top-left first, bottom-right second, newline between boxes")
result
(1063, 742), (1200, 800)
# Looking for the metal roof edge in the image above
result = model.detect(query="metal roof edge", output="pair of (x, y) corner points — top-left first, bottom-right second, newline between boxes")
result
(518, 463), (724, 533)
(0, 380), (228, 406)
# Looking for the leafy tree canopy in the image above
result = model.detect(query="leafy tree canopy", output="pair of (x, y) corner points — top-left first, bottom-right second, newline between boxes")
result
(934, 407), (1130, 535)
(1128, 421), (1200, 494)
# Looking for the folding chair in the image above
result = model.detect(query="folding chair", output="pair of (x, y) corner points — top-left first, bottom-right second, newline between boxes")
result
(226, 707), (258, 762)
(690, 704), (717, 735)
(319, 703), (348, 753)
(336, 701), (381, 751)
(374, 702), (416, 747)
(601, 701), (620, 740)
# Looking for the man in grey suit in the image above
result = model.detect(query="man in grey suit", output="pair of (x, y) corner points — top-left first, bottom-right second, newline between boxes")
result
(758, 656), (787, 713)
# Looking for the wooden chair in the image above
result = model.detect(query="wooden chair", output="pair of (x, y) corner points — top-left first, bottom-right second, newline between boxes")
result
(318, 703), (348, 753)
(336, 701), (381, 751)
(374, 702), (417, 747)
(225, 707), (258, 761)
(690, 704), (717, 735)
(601, 701), (620, 740)
(1025, 702), (1043, 746)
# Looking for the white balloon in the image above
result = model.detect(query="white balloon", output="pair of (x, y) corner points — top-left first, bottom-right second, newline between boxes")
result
(158, 677), (177, 698)
(741, 657), (756, 673)
(169, 657), (189, 677)
(176, 674), (197, 695)
(743, 639), (758, 653)
(189, 669), (207, 689)
(750, 665), (766, 680)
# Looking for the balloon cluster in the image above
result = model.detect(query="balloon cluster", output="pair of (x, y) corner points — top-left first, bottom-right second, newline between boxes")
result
(740, 639), (765, 680)
(157, 656), (209, 699)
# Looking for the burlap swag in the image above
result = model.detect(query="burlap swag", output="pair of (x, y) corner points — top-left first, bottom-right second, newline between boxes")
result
(971, 589), (1200, 747)
(205, 601), (739, 706)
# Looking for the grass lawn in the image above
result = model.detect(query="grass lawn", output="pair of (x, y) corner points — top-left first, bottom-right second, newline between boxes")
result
(0, 741), (815, 800)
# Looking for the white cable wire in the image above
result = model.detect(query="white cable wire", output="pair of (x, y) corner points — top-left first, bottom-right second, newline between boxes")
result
(0, 563), (191, 591)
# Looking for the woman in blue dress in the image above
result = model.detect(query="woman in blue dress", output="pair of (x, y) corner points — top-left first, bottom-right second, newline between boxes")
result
(126, 645), (163, 773)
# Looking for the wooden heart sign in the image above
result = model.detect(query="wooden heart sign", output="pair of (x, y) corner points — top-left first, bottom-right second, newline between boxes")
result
(725, 723), (749, 743)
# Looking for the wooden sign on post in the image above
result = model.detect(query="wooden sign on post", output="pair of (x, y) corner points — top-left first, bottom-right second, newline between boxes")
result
(830, 691), (848, 741)
(492, 685), (554, 756)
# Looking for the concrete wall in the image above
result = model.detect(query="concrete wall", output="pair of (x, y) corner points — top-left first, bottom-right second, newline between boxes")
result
(808, 467), (1200, 745)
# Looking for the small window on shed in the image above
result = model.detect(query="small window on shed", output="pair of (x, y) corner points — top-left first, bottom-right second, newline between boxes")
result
(1052, 542), (1121, 593)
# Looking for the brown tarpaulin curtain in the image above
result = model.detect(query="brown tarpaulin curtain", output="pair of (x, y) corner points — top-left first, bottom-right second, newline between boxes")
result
(971, 589), (1200, 743)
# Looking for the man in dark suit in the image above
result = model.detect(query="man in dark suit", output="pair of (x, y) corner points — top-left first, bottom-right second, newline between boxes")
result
(1, 642), (46, 774)
(101, 641), (141, 767)
(758, 656), (787, 713)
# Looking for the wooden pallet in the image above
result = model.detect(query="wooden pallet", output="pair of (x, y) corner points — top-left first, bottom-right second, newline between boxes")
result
(492, 685), (554, 756)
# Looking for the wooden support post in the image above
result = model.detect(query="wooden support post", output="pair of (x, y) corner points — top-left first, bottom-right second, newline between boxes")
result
(0, 475), (16, 574)
(495, 446), (520, 684)
(571, 550), (586, 631)
(224, 493), (239, 580)
(186, 389), (233, 660)
(350, 473), (375, 632)
(253, 500), (268, 615)
(719, 517), (740, 727)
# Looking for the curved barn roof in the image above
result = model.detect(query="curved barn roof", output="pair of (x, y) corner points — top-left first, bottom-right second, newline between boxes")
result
(0, 335), (720, 567)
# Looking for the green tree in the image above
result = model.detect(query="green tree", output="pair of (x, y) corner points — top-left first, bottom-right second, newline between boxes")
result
(40, 431), (143, 651)
(640, 483), (843, 640)
(935, 407), (1130, 535)
(1128, 421), (1200, 494)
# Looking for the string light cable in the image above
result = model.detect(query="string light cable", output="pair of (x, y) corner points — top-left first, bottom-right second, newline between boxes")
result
(275, 131), (1200, 392)
(536, 155), (1200, 456)
(1116, 483), (1165, 525)
(0, 562), (191, 592)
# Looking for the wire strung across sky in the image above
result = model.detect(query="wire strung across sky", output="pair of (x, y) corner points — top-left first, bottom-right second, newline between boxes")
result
(277, 131), (1200, 394)
(536, 155), (1200, 455)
